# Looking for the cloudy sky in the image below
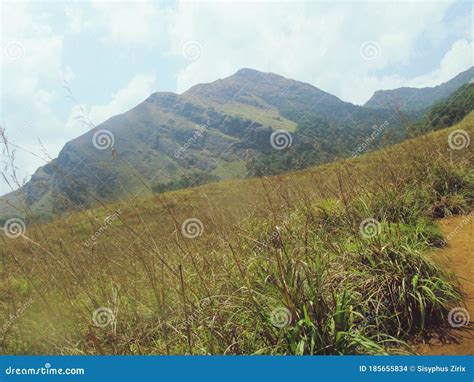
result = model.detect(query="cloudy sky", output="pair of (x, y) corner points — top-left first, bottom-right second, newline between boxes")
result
(0, 0), (472, 196)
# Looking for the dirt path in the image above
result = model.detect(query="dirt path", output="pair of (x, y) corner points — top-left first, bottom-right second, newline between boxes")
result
(415, 214), (473, 355)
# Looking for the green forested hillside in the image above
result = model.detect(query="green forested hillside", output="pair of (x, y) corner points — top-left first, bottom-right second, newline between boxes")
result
(408, 83), (474, 137)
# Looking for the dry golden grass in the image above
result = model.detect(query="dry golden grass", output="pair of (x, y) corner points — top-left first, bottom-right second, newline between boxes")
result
(1, 113), (472, 355)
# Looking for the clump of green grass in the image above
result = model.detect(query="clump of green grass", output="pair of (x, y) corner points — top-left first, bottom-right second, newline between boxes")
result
(231, 187), (463, 354)
(428, 163), (472, 217)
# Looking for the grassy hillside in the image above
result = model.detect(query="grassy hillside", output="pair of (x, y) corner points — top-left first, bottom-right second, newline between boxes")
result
(0, 69), (413, 220)
(408, 83), (474, 137)
(0, 113), (472, 355)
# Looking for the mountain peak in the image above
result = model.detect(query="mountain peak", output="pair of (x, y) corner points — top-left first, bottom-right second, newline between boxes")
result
(234, 67), (264, 76)
(184, 68), (284, 97)
(233, 68), (281, 80)
(184, 67), (337, 108)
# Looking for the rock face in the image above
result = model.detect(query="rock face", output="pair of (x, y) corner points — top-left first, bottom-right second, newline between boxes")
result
(1, 67), (471, 219)
(364, 67), (474, 111)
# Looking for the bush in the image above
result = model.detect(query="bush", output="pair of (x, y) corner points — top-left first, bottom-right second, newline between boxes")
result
(152, 170), (219, 193)
(236, 194), (462, 354)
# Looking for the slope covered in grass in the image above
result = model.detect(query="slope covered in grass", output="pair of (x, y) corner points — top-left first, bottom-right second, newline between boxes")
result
(0, 113), (472, 355)
(0, 68), (409, 220)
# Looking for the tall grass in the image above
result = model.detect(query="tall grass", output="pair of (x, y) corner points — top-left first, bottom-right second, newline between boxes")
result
(0, 117), (472, 355)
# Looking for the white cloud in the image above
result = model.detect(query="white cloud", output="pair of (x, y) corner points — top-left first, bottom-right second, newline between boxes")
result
(341, 38), (474, 105)
(169, 1), (459, 104)
(0, 2), (72, 195)
(65, 5), (85, 34)
(90, 0), (172, 46)
(67, 74), (157, 129)
(405, 39), (474, 88)
(90, 74), (156, 124)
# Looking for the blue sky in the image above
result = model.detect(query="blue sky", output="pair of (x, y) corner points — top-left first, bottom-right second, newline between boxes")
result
(0, 0), (473, 196)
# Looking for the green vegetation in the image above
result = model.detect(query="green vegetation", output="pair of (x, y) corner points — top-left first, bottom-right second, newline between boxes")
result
(152, 170), (219, 193)
(409, 83), (474, 137)
(246, 118), (396, 177)
(1, 113), (472, 355)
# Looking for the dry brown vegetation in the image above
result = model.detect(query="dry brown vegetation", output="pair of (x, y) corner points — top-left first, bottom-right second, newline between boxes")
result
(1, 114), (472, 355)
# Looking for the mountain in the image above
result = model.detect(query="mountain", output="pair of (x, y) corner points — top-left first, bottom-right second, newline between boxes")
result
(364, 67), (474, 111)
(0, 68), (468, 220)
(408, 82), (474, 137)
(3, 110), (473, 355)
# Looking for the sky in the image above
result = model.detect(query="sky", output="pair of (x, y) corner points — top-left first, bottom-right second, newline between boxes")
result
(0, 0), (473, 196)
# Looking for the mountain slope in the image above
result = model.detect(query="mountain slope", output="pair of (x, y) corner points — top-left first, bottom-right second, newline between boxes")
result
(364, 66), (474, 111)
(408, 82), (474, 137)
(1, 111), (472, 355)
(0, 68), (468, 220)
